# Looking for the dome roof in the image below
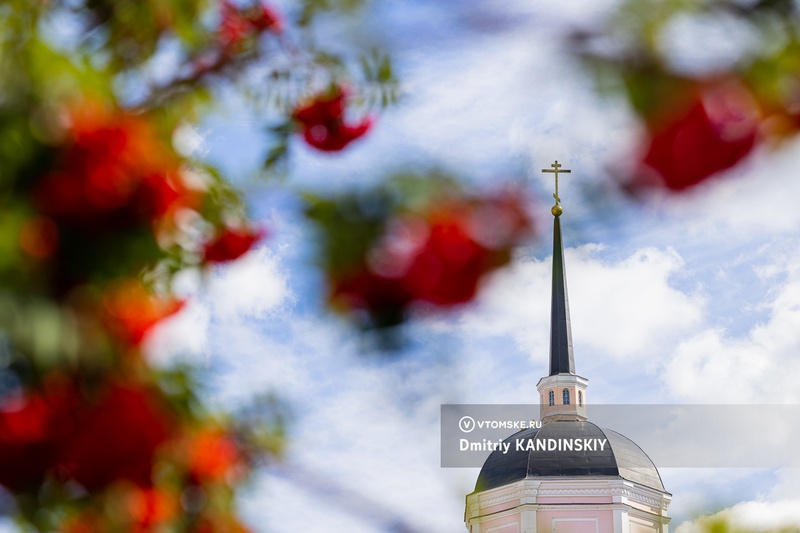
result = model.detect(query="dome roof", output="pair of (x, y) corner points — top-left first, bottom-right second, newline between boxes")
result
(474, 420), (665, 493)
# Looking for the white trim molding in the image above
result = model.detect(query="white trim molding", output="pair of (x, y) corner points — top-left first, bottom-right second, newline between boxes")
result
(465, 478), (671, 533)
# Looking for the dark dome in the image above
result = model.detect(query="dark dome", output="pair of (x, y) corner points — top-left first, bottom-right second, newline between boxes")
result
(474, 420), (665, 493)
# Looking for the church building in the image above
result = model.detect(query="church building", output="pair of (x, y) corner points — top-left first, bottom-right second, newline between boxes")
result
(464, 162), (672, 533)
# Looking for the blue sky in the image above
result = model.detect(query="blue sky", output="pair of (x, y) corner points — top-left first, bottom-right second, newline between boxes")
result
(146, 0), (800, 531)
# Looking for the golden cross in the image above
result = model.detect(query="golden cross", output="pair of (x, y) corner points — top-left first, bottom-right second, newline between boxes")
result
(542, 160), (571, 206)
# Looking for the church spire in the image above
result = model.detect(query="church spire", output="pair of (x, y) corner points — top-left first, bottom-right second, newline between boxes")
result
(537, 161), (587, 423)
(542, 160), (575, 375)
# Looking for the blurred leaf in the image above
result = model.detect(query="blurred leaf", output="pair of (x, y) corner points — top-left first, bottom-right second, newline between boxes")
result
(749, 0), (796, 16)
(359, 49), (399, 109)
(304, 190), (392, 274)
(264, 142), (288, 170)
(297, 0), (367, 27)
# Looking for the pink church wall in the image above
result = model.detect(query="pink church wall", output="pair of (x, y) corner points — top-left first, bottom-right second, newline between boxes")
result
(479, 513), (519, 532)
(538, 509), (613, 533)
(481, 499), (522, 516)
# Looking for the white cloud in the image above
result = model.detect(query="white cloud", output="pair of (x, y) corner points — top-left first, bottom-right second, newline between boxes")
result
(278, 376), (465, 532)
(278, 0), (637, 193)
(454, 244), (702, 364)
(663, 245), (800, 403)
(145, 299), (211, 366)
(209, 316), (351, 405)
(199, 309), (478, 532)
(655, 138), (800, 241)
(569, 245), (702, 359)
(172, 123), (209, 158)
(145, 247), (292, 367)
(242, 474), (378, 533)
(675, 499), (800, 533)
(768, 469), (800, 500)
(657, 12), (759, 76)
(207, 247), (292, 321)
(659, 468), (777, 525)
(451, 254), (550, 354)
(501, 0), (623, 28)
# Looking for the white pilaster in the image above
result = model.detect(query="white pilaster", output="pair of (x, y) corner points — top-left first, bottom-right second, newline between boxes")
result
(520, 509), (537, 533)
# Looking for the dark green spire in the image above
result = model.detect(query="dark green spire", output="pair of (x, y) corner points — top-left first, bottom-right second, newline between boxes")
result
(549, 213), (575, 375)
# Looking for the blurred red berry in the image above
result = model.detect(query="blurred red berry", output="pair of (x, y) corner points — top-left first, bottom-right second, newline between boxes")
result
(34, 103), (195, 231)
(302, 120), (373, 152)
(203, 226), (265, 263)
(408, 214), (491, 306)
(0, 391), (66, 491)
(187, 428), (244, 484)
(0, 379), (170, 493)
(332, 269), (414, 323)
(55, 381), (172, 491)
(329, 193), (532, 324)
(127, 487), (178, 530)
(103, 279), (185, 346)
(250, 3), (283, 32)
(219, 2), (254, 49)
(18, 216), (59, 259)
(293, 91), (346, 125)
(190, 517), (253, 533)
(219, 1), (282, 51)
(636, 80), (761, 191)
(293, 87), (372, 152)
(61, 512), (103, 533)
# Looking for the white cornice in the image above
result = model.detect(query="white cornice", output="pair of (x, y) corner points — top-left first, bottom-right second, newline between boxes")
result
(536, 374), (589, 389)
(466, 478), (671, 519)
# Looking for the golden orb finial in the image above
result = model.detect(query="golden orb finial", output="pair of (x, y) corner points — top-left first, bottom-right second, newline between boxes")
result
(551, 205), (563, 217)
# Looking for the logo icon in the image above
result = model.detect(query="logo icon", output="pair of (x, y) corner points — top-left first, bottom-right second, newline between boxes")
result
(459, 416), (476, 433)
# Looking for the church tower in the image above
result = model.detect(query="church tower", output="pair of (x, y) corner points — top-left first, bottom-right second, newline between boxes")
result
(464, 162), (671, 533)
(536, 193), (588, 424)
